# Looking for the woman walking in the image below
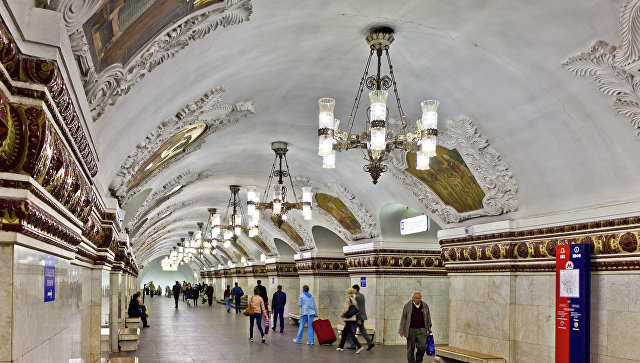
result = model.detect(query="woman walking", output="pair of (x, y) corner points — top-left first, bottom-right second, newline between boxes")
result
(248, 287), (266, 343)
(336, 288), (364, 353)
(224, 285), (232, 313)
(293, 285), (317, 345)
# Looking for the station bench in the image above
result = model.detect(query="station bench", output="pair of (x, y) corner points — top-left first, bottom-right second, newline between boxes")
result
(125, 317), (141, 328)
(289, 313), (300, 325)
(118, 327), (140, 352)
(335, 324), (375, 344)
(436, 346), (505, 363)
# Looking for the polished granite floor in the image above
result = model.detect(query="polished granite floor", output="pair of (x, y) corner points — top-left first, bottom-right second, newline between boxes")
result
(111, 294), (438, 363)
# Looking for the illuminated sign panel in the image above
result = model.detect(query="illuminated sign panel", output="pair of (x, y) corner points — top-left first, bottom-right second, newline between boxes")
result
(400, 215), (429, 235)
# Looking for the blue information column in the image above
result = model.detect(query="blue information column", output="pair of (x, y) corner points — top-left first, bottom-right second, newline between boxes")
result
(555, 243), (590, 363)
(44, 255), (56, 302)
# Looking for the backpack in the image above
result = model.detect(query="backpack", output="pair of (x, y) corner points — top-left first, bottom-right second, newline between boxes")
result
(237, 287), (244, 297)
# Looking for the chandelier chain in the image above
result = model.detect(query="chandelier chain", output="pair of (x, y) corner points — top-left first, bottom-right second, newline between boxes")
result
(347, 49), (374, 135)
(385, 50), (407, 130)
(284, 154), (299, 203)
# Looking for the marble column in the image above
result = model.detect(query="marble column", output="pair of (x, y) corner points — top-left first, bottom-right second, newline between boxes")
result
(295, 251), (350, 325)
(214, 270), (223, 300)
(89, 267), (104, 363)
(265, 258), (299, 318)
(109, 269), (122, 352)
(344, 243), (448, 345)
(230, 265), (248, 293)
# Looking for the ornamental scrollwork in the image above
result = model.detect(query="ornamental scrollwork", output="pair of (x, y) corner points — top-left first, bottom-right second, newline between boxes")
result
(562, 0), (640, 138)
(388, 115), (518, 224)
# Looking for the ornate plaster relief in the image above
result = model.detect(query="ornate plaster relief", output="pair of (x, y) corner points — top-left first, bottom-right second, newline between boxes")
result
(110, 87), (255, 201)
(388, 115), (518, 224)
(292, 176), (380, 241)
(563, 0), (640, 138)
(49, 0), (253, 120)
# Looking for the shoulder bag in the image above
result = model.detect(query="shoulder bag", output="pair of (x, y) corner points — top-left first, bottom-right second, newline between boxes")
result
(344, 297), (358, 319)
(243, 296), (255, 316)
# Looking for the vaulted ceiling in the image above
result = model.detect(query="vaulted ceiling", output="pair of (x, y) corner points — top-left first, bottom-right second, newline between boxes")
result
(49, 0), (640, 267)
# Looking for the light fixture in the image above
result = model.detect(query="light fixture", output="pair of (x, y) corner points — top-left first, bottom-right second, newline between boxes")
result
(247, 142), (313, 228)
(317, 27), (439, 184)
(212, 185), (255, 242)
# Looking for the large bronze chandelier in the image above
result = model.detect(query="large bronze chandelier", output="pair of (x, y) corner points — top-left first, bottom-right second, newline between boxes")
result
(246, 142), (312, 228)
(317, 27), (439, 184)
(211, 185), (258, 243)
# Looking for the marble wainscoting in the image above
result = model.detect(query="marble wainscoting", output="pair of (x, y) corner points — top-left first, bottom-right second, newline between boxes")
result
(298, 275), (351, 325)
(10, 245), (98, 362)
(267, 277), (300, 318)
(591, 272), (640, 362)
(352, 275), (449, 345)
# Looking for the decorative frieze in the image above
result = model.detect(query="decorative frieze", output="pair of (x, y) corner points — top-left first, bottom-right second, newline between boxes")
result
(265, 262), (298, 277)
(344, 249), (446, 276)
(295, 257), (348, 277)
(244, 264), (267, 277)
(230, 266), (246, 277)
(0, 19), (98, 176)
(440, 215), (640, 272)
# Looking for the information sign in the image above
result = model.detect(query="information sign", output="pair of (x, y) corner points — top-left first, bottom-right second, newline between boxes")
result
(555, 243), (590, 363)
(400, 215), (429, 235)
(44, 255), (55, 302)
(360, 276), (366, 288)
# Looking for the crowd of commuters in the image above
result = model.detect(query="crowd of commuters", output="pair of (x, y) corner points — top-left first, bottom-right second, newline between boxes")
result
(129, 280), (432, 362)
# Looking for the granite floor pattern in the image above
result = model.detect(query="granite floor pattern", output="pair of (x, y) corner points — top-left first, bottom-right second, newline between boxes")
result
(112, 295), (437, 363)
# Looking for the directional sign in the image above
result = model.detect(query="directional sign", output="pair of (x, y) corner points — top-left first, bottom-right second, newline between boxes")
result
(400, 215), (429, 235)
(555, 243), (590, 363)
(360, 276), (366, 288)
(44, 255), (55, 302)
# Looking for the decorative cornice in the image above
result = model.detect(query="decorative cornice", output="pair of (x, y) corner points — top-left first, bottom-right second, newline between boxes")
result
(110, 87), (254, 200)
(440, 215), (640, 272)
(292, 176), (380, 241)
(0, 19), (98, 176)
(265, 261), (298, 277)
(344, 249), (446, 276)
(295, 257), (348, 277)
(563, 0), (640, 138)
(244, 264), (267, 277)
(58, 0), (253, 120)
(389, 115), (518, 224)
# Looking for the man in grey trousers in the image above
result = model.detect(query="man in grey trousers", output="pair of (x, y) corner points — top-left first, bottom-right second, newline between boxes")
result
(399, 292), (432, 363)
(348, 284), (374, 350)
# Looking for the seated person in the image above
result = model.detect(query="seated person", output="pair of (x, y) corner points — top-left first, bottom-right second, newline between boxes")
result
(128, 292), (149, 327)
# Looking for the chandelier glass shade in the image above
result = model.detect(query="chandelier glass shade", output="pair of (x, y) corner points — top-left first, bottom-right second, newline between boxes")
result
(211, 185), (258, 242)
(247, 142), (312, 228)
(317, 28), (439, 184)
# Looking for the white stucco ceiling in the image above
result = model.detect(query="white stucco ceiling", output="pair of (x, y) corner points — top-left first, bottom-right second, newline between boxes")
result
(82, 0), (640, 264)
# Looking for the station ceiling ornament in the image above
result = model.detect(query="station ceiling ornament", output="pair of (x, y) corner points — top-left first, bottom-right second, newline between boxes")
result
(317, 27), (439, 184)
(563, 0), (640, 139)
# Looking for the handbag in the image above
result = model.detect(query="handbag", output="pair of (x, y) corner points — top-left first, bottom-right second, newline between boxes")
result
(243, 296), (255, 316)
(344, 297), (358, 319)
(426, 332), (435, 356)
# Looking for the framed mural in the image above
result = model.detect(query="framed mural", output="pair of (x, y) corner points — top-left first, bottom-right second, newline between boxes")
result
(127, 123), (206, 190)
(405, 147), (485, 213)
(271, 216), (304, 247)
(315, 193), (362, 235)
(83, 0), (223, 72)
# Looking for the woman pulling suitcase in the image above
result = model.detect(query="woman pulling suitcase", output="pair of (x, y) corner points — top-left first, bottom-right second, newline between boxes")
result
(293, 285), (319, 344)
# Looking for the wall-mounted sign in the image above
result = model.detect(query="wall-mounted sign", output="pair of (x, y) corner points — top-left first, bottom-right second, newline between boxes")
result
(360, 277), (366, 288)
(555, 243), (590, 363)
(44, 255), (55, 302)
(272, 277), (275, 284)
(400, 215), (430, 235)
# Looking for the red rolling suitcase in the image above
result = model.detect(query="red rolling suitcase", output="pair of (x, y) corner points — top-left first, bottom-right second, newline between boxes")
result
(312, 319), (336, 345)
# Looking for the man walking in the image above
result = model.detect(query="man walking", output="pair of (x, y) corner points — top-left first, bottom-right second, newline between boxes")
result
(271, 285), (286, 333)
(206, 283), (214, 306)
(172, 281), (181, 308)
(231, 282), (244, 313)
(348, 284), (374, 350)
(399, 292), (432, 363)
(148, 281), (155, 298)
(256, 280), (269, 309)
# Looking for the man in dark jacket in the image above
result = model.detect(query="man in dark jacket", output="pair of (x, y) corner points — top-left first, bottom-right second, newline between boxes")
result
(206, 283), (214, 306)
(271, 285), (286, 333)
(172, 281), (181, 308)
(348, 284), (374, 350)
(399, 292), (432, 363)
(231, 282), (244, 313)
(256, 280), (269, 309)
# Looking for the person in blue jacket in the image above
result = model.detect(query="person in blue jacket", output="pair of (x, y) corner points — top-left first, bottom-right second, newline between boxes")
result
(271, 285), (287, 333)
(293, 285), (317, 344)
(231, 282), (244, 313)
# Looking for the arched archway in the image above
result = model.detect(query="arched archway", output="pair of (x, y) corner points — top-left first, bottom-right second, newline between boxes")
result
(379, 203), (440, 246)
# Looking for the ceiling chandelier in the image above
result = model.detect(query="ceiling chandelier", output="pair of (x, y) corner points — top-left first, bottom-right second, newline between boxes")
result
(211, 185), (258, 242)
(246, 142), (313, 228)
(317, 27), (439, 184)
